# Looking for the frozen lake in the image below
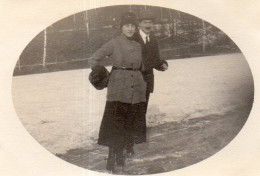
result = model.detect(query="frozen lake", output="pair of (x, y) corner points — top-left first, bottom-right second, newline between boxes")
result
(12, 53), (254, 155)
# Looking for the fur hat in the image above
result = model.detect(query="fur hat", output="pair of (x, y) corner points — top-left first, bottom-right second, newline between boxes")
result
(120, 12), (137, 28)
(89, 65), (109, 90)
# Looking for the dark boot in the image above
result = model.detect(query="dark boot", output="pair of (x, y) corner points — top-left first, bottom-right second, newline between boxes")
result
(124, 133), (135, 157)
(106, 147), (115, 172)
(115, 147), (125, 166)
(125, 141), (135, 157)
(126, 146), (135, 157)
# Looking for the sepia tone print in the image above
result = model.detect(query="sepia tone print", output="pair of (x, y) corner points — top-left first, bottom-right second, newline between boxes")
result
(12, 5), (254, 175)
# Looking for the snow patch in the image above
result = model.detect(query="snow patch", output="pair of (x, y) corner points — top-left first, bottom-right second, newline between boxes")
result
(131, 151), (188, 163)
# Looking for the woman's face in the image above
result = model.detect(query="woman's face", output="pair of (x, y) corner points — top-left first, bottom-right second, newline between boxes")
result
(122, 24), (136, 38)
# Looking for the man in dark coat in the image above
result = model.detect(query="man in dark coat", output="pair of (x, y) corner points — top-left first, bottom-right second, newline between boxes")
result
(125, 10), (168, 155)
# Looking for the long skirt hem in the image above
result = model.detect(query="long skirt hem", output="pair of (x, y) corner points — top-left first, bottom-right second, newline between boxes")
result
(97, 101), (147, 148)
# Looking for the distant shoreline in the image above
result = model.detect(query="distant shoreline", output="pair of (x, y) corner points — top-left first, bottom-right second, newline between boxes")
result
(13, 51), (241, 76)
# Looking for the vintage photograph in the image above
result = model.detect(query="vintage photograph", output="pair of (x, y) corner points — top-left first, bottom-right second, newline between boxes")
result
(11, 5), (254, 175)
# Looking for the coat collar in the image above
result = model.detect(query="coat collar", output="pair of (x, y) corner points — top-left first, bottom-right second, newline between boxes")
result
(133, 31), (155, 47)
(120, 33), (134, 41)
(133, 32), (145, 45)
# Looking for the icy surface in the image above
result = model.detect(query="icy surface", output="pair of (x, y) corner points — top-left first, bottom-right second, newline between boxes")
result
(12, 53), (254, 154)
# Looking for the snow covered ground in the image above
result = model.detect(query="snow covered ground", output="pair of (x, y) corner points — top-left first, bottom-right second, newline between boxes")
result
(12, 53), (254, 154)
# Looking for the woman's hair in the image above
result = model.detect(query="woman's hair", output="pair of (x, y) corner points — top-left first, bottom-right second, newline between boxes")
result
(120, 12), (137, 28)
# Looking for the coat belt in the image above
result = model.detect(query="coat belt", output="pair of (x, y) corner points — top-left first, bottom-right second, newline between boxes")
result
(112, 66), (141, 71)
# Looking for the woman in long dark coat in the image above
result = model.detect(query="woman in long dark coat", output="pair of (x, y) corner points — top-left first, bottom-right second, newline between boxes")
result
(89, 12), (147, 172)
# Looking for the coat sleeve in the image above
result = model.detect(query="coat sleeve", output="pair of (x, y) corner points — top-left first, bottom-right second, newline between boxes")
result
(153, 40), (168, 71)
(89, 39), (114, 67)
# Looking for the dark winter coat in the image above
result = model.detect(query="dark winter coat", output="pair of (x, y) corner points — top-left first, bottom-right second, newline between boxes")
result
(132, 32), (167, 93)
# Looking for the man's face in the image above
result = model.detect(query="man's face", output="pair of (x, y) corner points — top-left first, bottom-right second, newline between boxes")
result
(139, 19), (153, 34)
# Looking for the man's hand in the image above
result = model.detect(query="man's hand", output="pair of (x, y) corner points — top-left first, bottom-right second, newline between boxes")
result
(155, 60), (168, 71)
(162, 63), (168, 71)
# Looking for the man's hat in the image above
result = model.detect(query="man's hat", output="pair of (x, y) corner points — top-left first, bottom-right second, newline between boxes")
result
(89, 65), (110, 90)
(120, 12), (137, 27)
(138, 9), (154, 21)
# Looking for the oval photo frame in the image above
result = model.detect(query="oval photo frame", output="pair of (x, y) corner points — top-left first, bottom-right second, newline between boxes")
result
(11, 4), (254, 175)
